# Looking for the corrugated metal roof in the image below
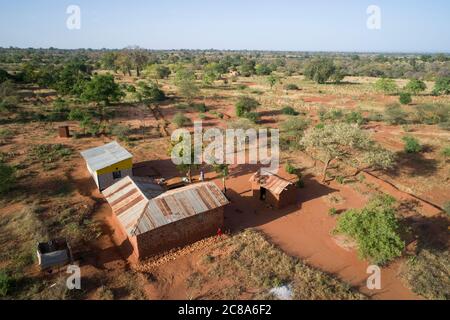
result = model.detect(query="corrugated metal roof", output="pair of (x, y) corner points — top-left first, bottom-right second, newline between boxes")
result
(250, 170), (293, 196)
(80, 141), (132, 172)
(103, 177), (229, 237)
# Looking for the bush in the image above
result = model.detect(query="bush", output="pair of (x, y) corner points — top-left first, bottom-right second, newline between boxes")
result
(402, 136), (422, 153)
(404, 79), (426, 95)
(374, 78), (398, 94)
(328, 208), (338, 216)
(345, 111), (365, 125)
(191, 103), (208, 113)
(384, 103), (408, 125)
(443, 201), (450, 216)
(235, 96), (259, 117)
(0, 163), (16, 194)
(335, 195), (404, 265)
(411, 103), (450, 125)
(285, 162), (296, 174)
(442, 147), (450, 158)
(0, 271), (14, 297)
(244, 112), (260, 123)
(399, 92), (412, 105)
(284, 83), (299, 90)
(173, 112), (191, 128)
(281, 106), (299, 116)
(433, 76), (450, 95)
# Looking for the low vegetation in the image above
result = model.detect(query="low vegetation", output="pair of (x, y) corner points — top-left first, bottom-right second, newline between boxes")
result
(334, 195), (405, 265)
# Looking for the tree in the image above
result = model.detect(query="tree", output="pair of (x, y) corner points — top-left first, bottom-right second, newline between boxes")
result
(334, 195), (404, 265)
(202, 62), (225, 85)
(129, 49), (149, 77)
(0, 163), (15, 195)
(116, 53), (133, 76)
(255, 63), (272, 76)
(280, 117), (309, 151)
(235, 96), (259, 117)
(374, 78), (398, 94)
(144, 64), (171, 80)
(100, 52), (118, 72)
(267, 74), (278, 89)
(399, 92), (412, 105)
(301, 123), (395, 182)
(304, 58), (340, 84)
(174, 66), (200, 103)
(404, 79), (426, 95)
(81, 74), (123, 106)
(134, 81), (166, 103)
(433, 77), (450, 95)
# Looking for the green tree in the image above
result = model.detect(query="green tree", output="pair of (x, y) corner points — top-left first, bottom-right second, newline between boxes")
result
(81, 74), (123, 106)
(144, 64), (171, 80)
(404, 79), (427, 95)
(212, 162), (230, 193)
(304, 58), (340, 84)
(174, 66), (200, 103)
(433, 77), (450, 95)
(374, 78), (398, 94)
(100, 52), (118, 72)
(202, 62), (224, 85)
(335, 195), (404, 265)
(134, 81), (166, 103)
(235, 96), (259, 117)
(267, 74), (279, 89)
(255, 63), (272, 76)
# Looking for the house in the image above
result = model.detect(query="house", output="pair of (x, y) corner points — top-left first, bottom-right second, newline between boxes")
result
(102, 176), (229, 260)
(250, 169), (298, 209)
(80, 141), (133, 191)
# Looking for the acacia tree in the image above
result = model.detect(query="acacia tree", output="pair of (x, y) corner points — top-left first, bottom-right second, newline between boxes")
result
(212, 162), (230, 193)
(374, 78), (398, 95)
(301, 123), (395, 182)
(174, 66), (200, 103)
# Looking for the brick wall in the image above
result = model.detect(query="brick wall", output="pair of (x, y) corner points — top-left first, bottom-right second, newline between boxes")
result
(133, 207), (224, 260)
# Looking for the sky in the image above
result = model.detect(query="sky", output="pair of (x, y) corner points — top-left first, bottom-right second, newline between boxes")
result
(0, 0), (449, 52)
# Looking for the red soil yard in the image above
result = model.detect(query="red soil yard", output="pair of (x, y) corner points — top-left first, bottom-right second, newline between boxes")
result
(222, 165), (421, 300)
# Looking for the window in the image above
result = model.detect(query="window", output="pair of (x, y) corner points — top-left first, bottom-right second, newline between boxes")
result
(113, 171), (122, 180)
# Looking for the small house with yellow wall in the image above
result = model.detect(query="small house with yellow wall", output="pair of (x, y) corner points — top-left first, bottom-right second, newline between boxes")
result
(80, 141), (133, 191)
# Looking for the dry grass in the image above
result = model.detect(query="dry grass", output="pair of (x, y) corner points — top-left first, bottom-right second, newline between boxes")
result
(199, 229), (365, 300)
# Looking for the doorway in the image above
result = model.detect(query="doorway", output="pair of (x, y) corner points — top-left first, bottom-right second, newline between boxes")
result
(260, 187), (267, 201)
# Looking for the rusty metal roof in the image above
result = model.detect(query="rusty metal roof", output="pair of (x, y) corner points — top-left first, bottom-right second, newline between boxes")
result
(80, 141), (132, 172)
(250, 170), (293, 196)
(103, 177), (229, 237)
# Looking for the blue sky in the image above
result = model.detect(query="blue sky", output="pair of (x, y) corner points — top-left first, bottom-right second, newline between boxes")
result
(0, 0), (449, 52)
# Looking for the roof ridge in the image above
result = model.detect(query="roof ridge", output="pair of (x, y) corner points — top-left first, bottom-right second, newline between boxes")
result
(130, 199), (150, 237)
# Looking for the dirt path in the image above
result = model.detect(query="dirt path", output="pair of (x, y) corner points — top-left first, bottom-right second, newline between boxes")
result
(223, 168), (422, 300)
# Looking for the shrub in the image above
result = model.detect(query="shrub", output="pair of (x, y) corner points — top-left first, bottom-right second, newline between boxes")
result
(442, 147), (450, 158)
(173, 112), (191, 128)
(404, 79), (426, 95)
(244, 112), (260, 123)
(110, 124), (131, 142)
(345, 111), (365, 125)
(328, 208), (338, 216)
(281, 106), (299, 116)
(443, 201), (450, 216)
(284, 83), (299, 90)
(335, 195), (404, 265)
(402, 136), (422, 153)
(399, 92), (412, 105)
(433, 76), (450, 95)
(374, 78), (398, 94)
(384, 103), (407, 125)
(235, 96), (259, 117)
(0, 271), (14, 297)
(285, 162), (296, 174)
(191, 103), (208, 113)
(411, 103), (450, 125)
(0, 163), (16, 194)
